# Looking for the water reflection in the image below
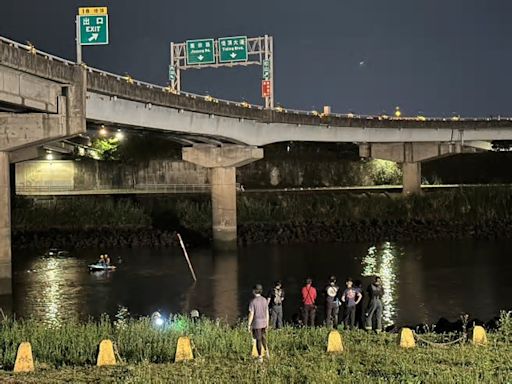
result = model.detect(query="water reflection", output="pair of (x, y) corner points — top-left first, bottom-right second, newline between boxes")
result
(18, 257), (84, 324)
(7, 241), (512, 326)
(362, 242), (399, 325)
(212, 250), (239, 323)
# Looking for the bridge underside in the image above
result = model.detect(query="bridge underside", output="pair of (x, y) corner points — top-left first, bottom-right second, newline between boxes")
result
(86, 92), (512, 146)
(0, 58), (86, 293)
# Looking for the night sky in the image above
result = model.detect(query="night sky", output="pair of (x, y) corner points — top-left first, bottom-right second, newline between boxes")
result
(2, 1), (512, 116)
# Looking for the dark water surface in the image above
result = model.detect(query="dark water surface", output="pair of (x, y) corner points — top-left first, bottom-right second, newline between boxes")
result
(3, 240), (511, 326)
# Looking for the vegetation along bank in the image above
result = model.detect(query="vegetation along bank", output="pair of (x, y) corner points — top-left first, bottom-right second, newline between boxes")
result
(12, 187), (512, 249)
(0, 313), (510, 383)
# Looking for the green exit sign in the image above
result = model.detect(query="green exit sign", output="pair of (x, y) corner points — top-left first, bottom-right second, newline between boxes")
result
(79, 15), (109, 45)
(186, 39), (215, 65)
(218, 36), (248, 63)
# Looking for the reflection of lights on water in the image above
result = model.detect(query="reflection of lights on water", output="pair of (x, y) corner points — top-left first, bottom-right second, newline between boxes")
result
(42, 258), (62, 325)
(362, 242), (399, 325)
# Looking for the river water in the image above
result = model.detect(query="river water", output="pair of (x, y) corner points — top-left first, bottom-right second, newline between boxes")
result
(2, 240), (511, 326)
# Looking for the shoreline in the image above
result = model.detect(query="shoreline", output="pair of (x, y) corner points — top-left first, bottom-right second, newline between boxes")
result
(12, 218), (512, 249)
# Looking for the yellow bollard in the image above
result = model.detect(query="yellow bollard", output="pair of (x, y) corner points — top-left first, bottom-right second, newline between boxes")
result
(326, 330), (343, 353)
(398, 328), (416, 348)
(175, 336), (194, 362)
(13, 342), (34, 373)
(472, 326), (488, 346)
(251, 338), (267, 357)
(97, 339), (116, 366)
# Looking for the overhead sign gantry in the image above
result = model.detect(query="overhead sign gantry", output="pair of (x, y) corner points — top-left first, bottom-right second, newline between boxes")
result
(169, 35), (274, 109)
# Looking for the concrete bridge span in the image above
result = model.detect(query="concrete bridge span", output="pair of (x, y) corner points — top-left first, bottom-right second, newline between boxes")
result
(2, 35), (512, 282)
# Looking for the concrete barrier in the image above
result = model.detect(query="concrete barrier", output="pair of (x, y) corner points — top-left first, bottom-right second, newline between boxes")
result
(398, 328), (416, 348)
(251, 338), (267, 357)
(13, 342), (34, 372)
(175, 336), (194, 362)
(472, 326), (488, 346)
(97, 339), (116, 366)
(326, 330), (343, 353)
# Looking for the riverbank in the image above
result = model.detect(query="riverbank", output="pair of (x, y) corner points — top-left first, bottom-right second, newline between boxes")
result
(13, 217), (512, 249)
(0, 314), (510, 383)
(12, 187), (512, 249)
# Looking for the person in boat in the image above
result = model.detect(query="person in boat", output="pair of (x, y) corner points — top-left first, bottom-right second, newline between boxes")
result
(105, 255), (111, 266)
(98, 255), (106, 265)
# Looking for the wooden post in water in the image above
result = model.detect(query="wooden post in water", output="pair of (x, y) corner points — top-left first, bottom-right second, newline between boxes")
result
(177, 233), (197, 282)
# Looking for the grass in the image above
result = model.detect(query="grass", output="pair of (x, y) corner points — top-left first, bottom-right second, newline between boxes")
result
(12, 198), (151, 231)
(0, 313), (510, 383)
(12, 188), (512, 233)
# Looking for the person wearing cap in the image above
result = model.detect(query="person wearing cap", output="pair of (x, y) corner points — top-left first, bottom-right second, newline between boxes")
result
(190, 309), (200, 324)
(301, 278), (317, 327)
(248, 284), (270, 362)
(325, 276), (340, 328)
(267, 280), (285, 329)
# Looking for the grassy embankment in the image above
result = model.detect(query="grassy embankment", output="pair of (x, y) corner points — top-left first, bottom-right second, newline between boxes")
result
(13, 187), (512, 231)
(0, 313), (510, 383)
(11, 187), (512, 247)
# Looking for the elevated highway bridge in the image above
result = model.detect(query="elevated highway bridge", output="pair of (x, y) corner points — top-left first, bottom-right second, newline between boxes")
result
(1, 34), (512, 283)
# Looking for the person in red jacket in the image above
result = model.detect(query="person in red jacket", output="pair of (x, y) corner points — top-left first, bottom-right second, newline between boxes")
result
(301, 278), (317, 327)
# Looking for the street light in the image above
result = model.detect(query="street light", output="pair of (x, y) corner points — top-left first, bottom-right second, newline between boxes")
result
(115, 130), (124, 140)
(99, 126), (108, 136)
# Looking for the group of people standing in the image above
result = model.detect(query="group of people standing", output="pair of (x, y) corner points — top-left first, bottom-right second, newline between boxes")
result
(301, 276), (384, 331)
(247, 276), (385, 361)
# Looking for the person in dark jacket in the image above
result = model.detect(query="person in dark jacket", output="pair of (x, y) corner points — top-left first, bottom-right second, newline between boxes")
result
(365, 276), (384, 332)
(267, 280), (285, 329)
(324, 276), (340, 328)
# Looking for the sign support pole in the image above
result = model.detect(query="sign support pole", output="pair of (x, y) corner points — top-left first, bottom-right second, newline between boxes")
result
(170, 42), (181, 92)
(269, 35), (274, 109)
(75, 15), (82, 64)
(264, 34), (274, 109)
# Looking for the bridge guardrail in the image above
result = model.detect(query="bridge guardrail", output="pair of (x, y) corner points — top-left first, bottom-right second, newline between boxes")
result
(0, 36), (75, 66)
(16, 183), (242, 195)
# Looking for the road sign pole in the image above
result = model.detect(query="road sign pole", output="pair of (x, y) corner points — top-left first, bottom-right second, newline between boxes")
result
(170, 42), (181, 92)
(75, 15), (82, 64)
(269, 35), (274, 109)
(264, 34), (274, 109)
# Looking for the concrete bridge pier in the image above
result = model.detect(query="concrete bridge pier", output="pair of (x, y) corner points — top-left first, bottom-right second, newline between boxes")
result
(0, 151), (12, 294)
(183, 145), (264, 250)
(359, 142), (469, 195)
(402, 162), (422, 196)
